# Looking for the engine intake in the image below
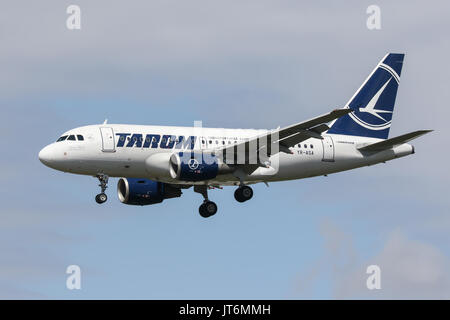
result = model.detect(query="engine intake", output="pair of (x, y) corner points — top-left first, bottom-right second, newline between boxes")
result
(117, 178), (181, 205)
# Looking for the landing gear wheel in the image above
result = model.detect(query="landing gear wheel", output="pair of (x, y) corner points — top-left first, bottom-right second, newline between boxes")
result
(95, 193), (107, 204)
(199, 201), (217, 218)
(95, 173), (109, 204)
(234, 186), (253, 203)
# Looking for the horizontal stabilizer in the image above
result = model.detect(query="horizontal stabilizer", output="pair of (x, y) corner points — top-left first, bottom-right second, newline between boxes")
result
(358, 130), (433, 152)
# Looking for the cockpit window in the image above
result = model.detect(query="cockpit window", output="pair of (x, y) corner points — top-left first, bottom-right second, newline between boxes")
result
(56, 134), (83, 142)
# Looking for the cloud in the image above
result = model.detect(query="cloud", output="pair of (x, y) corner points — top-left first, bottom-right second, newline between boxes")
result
(295, 219), (450, 299)
(338, 230), (450, 299)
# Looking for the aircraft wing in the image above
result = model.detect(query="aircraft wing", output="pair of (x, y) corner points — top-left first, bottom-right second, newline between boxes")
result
(357, 130), (433, 152)
(219, 108), (352, 166)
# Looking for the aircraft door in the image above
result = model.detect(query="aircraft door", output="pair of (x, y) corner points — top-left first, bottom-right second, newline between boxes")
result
(322, 136), (334, 162)
(100, 127), (116, 152)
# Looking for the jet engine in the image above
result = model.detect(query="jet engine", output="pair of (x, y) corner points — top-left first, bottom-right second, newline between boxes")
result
(169, 152), (232, 182)
(145, 152), (232, 182)
(117, 178), (181, 205)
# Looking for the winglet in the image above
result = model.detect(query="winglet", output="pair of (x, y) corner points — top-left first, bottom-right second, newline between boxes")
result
(330, 108), (353, 118)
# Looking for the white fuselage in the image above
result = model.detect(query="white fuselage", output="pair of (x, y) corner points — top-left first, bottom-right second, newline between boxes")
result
(38, 124), (414, 186)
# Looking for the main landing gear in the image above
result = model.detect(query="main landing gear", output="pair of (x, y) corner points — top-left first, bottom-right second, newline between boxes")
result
(95, 173), (109, 204)
(234, 185), (253, 203)
(194, 185), (218, 218)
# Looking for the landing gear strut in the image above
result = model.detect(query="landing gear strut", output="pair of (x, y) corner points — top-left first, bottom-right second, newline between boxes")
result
(95, 173), (109, 204)
(194, 185), (217, 218)
(234, 185), (253, 203)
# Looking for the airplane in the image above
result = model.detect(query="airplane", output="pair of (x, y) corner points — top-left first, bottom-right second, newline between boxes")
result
(38, 53), (431, 218)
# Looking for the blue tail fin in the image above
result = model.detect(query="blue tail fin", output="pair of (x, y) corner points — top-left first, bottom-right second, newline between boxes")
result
(327, 53), (405, 139)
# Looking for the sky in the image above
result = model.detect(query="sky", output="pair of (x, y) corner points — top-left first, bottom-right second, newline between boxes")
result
(0, 0), (449, 299)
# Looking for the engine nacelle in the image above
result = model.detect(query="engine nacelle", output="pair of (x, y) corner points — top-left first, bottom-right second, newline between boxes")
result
(169, 152), (231, 182)
(117, 178), (181, 205)
(145, 152), (173, 180)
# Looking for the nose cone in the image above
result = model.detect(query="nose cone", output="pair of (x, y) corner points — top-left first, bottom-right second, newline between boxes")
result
(38, 145), (53, 166)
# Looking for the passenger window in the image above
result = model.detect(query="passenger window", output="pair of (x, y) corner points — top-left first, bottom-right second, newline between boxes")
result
(68, 135), (76, 141)
(56, 135), (68, 142)
(209, 140), (212, 144)
(222, 141), (225, 145)
(77, 135), (84, 141)
(304, 144), (307, 148)
(310, 144), (313, 148)
(298, 144), (301, 148)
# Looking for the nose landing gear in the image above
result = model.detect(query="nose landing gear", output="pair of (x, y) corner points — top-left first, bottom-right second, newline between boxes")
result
(95, 193), (108, 204)
(194, 185), (218, 218)
(95, 173), (109, 204)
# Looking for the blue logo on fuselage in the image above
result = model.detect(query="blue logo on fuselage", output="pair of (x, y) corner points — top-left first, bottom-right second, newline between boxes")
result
(115, 133), (196, 150)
